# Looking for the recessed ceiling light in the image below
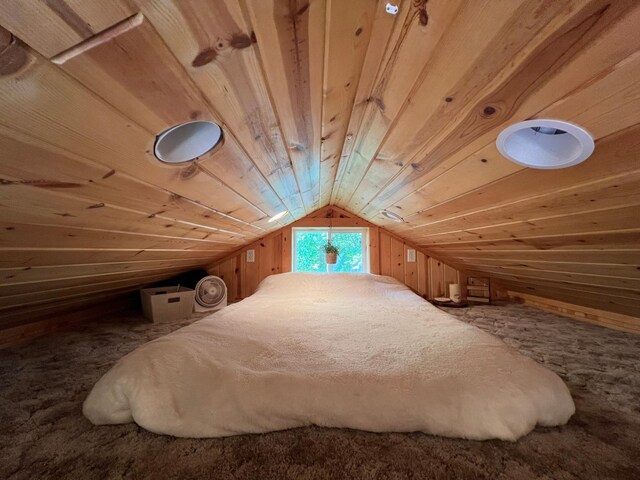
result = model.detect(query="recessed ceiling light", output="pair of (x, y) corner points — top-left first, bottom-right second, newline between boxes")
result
(154, 121), (223, 164)
(380, 210), (403, 222)
(268, 210), (288, 223)
(496, 119), (594, 169)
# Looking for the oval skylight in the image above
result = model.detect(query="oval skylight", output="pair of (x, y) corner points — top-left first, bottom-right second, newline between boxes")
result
(496, 119), (594, 169)
(154, 121), (223, 164)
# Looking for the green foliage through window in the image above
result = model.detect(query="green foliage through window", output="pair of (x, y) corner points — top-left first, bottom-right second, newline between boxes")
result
(293, 229), (366, 273)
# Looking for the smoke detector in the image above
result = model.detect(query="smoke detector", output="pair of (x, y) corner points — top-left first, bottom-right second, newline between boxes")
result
(154, 121), (223, 164)
(496, 119), (594, 169)
(385, 3), (399, 14)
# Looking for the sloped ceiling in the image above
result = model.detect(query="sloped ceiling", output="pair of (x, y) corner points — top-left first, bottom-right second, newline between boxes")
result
(0, 0), (639, 323)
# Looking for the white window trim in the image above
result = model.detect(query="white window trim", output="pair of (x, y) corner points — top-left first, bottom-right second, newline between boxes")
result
(292, 227), (370, 273)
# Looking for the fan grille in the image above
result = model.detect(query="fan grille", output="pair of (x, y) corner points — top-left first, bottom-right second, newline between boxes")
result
(195, 276), (226, 307)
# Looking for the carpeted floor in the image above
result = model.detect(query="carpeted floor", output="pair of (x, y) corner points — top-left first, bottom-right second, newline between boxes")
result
(1, 302), (639, 480)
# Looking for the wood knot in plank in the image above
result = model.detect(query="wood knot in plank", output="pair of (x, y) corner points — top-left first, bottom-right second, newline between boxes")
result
(0, 34), (29, 76)
(192, 48), (217, 67)
(0, 178), (81, 188)
(192, 31), (257, 67)
(296, 3), (310, 17)
(413, 0), (429, 26)
(482, 106), (497, 117)
(289, 143), (305, 152)
(230, 33), (253, 49)
(366, 96), (385, 111)
(180, 163), (199, 180)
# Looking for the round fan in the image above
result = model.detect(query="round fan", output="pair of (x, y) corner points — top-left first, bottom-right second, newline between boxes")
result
(194, 275), (227, 312)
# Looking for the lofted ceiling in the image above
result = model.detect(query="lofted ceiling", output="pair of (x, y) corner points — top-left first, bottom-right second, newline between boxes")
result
(0, 0), (639, 324)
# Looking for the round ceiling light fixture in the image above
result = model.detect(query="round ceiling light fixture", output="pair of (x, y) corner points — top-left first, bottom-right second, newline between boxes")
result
(380, 210), (404, 222)
(496, 119), (594, 169)
(154, 121), (223, 164)
(268, 210), (288, 223)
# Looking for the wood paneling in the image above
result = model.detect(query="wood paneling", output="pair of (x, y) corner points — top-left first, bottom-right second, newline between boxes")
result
(342, 1), (640, 318)
(0, 291), (139, 348)
(134, 0), (306, 219)
(1, 0), (639, 330)
(318, 0), (377, 206)
(208, 206), (462, 300)
(243, 0), (326, 213)
(0, 0), (136, 58)
(479, 274), (639, 317)
(502, 290), (640, 334)
(0, 3), (290, 331)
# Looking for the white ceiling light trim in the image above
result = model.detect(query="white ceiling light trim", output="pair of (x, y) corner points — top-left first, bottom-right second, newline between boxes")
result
(380, 210), (404, 222)
(154, 121), (223, 164)
(496, 119), (594, 169)
(268, 210), (288, 223)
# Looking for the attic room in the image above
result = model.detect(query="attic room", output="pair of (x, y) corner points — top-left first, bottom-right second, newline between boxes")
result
(0, 0), (638, 478)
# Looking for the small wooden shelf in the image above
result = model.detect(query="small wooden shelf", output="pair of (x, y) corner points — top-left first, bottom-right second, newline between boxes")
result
(467, 285), (489, 291)
(467, 277), (491, 304)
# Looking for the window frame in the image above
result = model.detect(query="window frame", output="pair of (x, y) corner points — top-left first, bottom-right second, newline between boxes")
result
(291, 227), (370, 273)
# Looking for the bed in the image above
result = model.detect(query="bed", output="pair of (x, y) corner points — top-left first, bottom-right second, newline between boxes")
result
(83, 273), (574, 440)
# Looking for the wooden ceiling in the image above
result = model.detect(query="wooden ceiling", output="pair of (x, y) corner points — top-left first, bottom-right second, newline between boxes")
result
(0, 0), (639, 324)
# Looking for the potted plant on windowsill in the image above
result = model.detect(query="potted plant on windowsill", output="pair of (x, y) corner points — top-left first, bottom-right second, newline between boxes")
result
(324, 242), (339, 265)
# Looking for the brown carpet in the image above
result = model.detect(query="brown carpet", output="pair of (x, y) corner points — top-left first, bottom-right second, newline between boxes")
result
(1, 303), (639, 480)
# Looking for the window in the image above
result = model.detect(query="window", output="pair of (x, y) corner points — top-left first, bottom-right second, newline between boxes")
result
(292, 227), (368, 273)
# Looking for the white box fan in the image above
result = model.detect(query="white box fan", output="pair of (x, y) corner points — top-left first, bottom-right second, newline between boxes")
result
(193, 275), (227, 312)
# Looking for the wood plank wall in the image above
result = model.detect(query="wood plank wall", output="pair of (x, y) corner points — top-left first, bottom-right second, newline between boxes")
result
(501, 290), (640, 334)
(208, 206), (463, 301)
(1, 1), (638, 330)
(0, 291), (139, 348)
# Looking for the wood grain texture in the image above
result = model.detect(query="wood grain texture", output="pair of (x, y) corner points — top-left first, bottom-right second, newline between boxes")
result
(1, 0), (639, 328)
(318, 0), (377, 206)
(207, 206), (462, 300)
(243, 0), (326, 213)
(330, 0), (401, 205)
(51, 12), (289, 225)
(0, 126), (262, 236)
(349, 1), (640, 317)
(0, 0), (135, 57)
(333, 0), (463, 207)
(358, 0), (638, 216)
(0, 291), (139, 348)
(134, 0), (306, 219)
(502, 290), (640, 333)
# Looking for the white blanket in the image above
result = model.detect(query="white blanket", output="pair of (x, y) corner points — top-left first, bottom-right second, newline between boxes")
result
(84, 273), (574, 440)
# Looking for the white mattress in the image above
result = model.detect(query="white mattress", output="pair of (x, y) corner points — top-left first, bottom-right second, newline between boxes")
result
(83, 273), (574, 440)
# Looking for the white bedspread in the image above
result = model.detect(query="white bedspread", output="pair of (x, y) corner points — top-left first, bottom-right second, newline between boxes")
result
(84, 273), (574, 440)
